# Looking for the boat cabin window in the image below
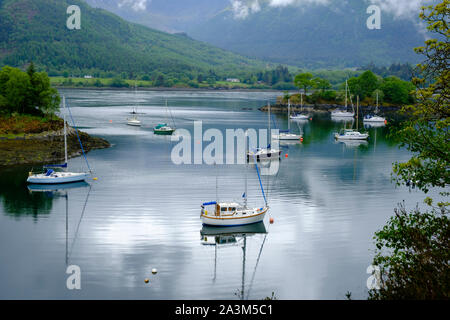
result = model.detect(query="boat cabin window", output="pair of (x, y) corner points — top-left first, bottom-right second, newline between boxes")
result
(221, 207), (228, 212)
(230, 207), (236, 212)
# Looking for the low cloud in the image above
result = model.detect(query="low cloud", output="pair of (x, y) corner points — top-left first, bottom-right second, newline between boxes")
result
(269, 0), (330, 7)
(368, 0), (427, 19)
(231, 0), (262, 19)
(118, 0), (148, 12)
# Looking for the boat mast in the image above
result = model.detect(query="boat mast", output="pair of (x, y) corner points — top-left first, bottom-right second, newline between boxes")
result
(376, 91), (379, 114)
(244, 163), (248, 209)
(288, 99), (291, 132)
(241, 236), (247, 301)
(63, 96), (68, 171)
(268, 102), (271, 147)
(301, 93), (303, 112)
(345, 80), (348, 110)
(356, 96), (359, 131)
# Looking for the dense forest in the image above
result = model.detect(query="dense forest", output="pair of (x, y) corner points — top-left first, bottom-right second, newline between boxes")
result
(0, 0), (270, 84)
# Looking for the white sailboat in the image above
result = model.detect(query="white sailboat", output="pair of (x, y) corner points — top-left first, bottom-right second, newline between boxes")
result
(364, 92), (386, 124)
(27, 97), (91, 184)
(127, 83), (142, 126)
(335, 96), (369, 141)
(247, 102), (281, 161)
(201, 161), (269, 227)
(272, 100), (302, 140)
(331, 80), (355, 118)
(290, 93), (310, 120)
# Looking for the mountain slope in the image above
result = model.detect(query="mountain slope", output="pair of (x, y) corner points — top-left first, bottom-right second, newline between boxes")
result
(187, 1), (425, 68)
(0, 0), (268, 77)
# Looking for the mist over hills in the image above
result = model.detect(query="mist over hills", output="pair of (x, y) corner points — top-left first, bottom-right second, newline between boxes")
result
(85, 0), (428, 69)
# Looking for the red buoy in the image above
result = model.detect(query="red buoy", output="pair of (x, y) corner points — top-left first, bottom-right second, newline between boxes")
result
(285, 154), (288, 158)
(270, 217), (274, 224)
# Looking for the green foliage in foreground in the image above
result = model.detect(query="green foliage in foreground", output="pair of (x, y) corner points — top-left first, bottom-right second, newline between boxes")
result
(369, 0), (449, 300)
(0, 64), (60, 116)
(369, 203), (449, 300)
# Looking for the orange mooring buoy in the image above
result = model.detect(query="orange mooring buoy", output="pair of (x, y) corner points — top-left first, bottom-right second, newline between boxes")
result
(285, 154), (288, 158)
(144, 278), (149, 284)
(270, 217), (274, 224)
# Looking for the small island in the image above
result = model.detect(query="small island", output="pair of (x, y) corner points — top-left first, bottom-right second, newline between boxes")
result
(0, 64), (110, 168)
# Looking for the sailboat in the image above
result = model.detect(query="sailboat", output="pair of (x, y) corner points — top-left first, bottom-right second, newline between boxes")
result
(201, 160), (269, 227)
(335, 96), (369, 141)
(272, 99), (302, 140)
(27, 97), (91, 184)
(364, 92), (386, 124)
(127, 83), (142, 126)
(290, 93), (310, 120)
(331, 80), (355, 118)
(247, 102), (281, 161)
(154, 100), (175, 135)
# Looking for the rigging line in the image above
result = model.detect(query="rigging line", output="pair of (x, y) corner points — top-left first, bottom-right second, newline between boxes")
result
(68, 184), (92, 259)
(167, 100), (176, 128)
(66, 100), (93, 174)
(246, 233), (268, 300)
(252, 155), (267, 206)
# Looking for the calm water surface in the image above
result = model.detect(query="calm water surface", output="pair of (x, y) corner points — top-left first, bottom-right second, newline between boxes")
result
(0, 89), (427, 299)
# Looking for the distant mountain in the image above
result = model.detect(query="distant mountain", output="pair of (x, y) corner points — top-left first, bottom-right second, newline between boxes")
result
(0, 0), (268, 77)
(85, 0), (226, 33)
(187, 0), (426, 68)
(83, 0), (428, 69)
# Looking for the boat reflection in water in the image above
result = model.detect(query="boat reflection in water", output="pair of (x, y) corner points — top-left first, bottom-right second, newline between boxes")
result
(200, 222), (268, 300)
(338, 140), (369, 148)
(27, 181), (90, 193)
(27, 181), (91, 265)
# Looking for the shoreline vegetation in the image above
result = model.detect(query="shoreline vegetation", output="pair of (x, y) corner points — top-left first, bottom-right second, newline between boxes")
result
(0, 64), (110, 168)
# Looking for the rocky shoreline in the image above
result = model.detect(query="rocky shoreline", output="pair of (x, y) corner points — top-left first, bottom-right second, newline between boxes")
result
(0, 126), (110, 168)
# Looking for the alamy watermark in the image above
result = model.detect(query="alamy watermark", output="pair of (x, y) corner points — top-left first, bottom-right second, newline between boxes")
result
(66, 265), (81, 290)
(170, 121), (280, 176)
(67, 5), (81, 30)
(366, 265), (381, 290)
(367, 5), (381, 30)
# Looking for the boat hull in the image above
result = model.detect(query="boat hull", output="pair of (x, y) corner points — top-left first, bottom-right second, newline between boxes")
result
(27, 172), (89, 184)
(154, 130), (175, 135)
(363, 117), (386, 123)
(331, 112), (354, 118)
(290, 115), (309, 120)
(335, 133), (369, 140)
(127, 122), (141, 126)
(272, 134), (302, 140)
(201, 208), (268, 227)
(247, 149), (281, 161)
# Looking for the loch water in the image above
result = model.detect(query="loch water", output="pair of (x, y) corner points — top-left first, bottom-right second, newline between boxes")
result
(0, 89), (427, 299)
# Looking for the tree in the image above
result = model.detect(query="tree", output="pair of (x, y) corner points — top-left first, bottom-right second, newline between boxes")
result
(369, 0), (449, 300)
(358, 70), (379, 98)
(313, 77), (331, 92)
(393, 1), (449, 192)
(0, 65), (59, 116)
(380, 76), (415, 105)
(294, 73), (314, 95)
